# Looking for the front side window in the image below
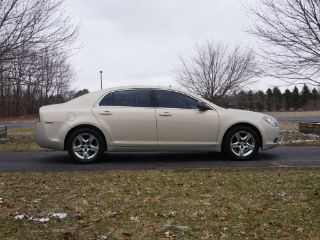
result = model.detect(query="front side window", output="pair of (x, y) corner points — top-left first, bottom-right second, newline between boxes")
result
(155, 90), (199, 109)
(99, 90), (151, 107)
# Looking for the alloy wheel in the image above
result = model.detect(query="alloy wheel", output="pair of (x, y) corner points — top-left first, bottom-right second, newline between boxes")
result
(230, 131), (256, 157)
(72, 133), (99, 160)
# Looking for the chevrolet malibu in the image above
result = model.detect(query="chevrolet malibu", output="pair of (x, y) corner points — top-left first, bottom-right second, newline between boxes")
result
(35, 86), (280, 163)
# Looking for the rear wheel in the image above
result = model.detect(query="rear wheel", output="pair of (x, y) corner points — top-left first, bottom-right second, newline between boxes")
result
(223, 126), (260, 160)
(67, 128), (106, 163)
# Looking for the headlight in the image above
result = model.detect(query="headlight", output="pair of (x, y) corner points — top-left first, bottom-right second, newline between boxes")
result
(262, 115), (279, 127)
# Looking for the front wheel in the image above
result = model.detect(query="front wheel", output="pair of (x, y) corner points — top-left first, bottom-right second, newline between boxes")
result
(224, 126), (260, 160)
(67, 128), (106, 163)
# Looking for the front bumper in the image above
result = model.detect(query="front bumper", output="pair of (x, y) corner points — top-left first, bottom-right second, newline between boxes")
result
(261, 126), (281, 151)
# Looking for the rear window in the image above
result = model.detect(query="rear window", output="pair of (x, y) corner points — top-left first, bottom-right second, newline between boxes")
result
(99, 90), (151, 107)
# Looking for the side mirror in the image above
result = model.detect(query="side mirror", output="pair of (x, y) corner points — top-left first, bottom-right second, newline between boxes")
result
(197, 101), (211, 111)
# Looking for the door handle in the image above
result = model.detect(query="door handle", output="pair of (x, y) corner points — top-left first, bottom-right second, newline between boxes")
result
(99, 111), (112, 116)
(159, 112), (172, 117)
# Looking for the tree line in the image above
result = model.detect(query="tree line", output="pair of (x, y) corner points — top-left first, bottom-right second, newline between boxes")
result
(0, 0), (78, 117)
(222, 85), (320, 112)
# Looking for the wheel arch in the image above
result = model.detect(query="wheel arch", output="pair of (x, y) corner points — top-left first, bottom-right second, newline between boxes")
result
(221, 122), (263, 150)
(64, 124), (107, 150)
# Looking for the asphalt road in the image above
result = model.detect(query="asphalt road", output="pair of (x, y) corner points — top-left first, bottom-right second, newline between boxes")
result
(0, 146), (319, 172)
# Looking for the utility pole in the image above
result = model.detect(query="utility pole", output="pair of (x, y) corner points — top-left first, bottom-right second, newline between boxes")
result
(100, 70), (103, 90)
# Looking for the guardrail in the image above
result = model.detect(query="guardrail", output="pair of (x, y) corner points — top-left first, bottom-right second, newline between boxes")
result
(0, 125), (7, 140)
(299, 122), (320, 135)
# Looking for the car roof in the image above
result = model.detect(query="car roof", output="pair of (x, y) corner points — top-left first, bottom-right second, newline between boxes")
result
(67, 85), (222, 110)
(102, 85), (185, 92)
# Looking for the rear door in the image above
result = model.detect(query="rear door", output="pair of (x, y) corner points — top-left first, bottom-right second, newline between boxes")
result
(154, 90), (220, 147)
(92, 89), (157, 146)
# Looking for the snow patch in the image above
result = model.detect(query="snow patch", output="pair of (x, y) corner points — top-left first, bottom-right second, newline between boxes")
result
(14, 212), (68, 223)
(32, 217), (50, 223)
(52, 213), (67, 220)
(14, 214), (26, 220)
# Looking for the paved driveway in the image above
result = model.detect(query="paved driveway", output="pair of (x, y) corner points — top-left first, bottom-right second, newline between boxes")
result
(0, 146), (319, 172)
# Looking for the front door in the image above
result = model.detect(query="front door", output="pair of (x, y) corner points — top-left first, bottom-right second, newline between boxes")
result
(154, 90), (220, 147)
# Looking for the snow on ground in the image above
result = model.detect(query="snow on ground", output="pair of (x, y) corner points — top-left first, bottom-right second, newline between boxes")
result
(14, 212), (68, 223)
(52, 213), (68, 219)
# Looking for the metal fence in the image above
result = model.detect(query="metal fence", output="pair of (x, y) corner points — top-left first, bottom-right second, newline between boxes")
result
(0, 126), (7, 140)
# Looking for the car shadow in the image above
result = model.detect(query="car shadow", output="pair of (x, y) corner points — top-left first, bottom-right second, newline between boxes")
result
(44, 151), (277, 170)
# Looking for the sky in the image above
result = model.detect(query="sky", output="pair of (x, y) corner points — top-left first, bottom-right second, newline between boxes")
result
(65, 0), (279, 92)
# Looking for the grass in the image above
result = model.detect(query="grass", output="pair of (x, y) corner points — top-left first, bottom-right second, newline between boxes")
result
(0, 169), (320, 239)
(0, 127), (43, 152)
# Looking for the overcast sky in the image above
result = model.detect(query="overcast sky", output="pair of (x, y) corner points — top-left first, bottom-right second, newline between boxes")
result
(65, 0), (277, 92)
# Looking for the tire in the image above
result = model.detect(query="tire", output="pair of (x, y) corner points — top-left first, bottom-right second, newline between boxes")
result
(223, 126), (260, 160)
(67, 128), (106, 163)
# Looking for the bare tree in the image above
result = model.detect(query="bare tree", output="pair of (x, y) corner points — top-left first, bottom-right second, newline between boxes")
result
(176, 42), (259, 104)
(0, 0), (78, 117)
(249, 0), (320, 86)
(0, 0), (78, 62)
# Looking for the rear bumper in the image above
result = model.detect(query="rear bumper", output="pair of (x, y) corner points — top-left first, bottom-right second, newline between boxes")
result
(35, 122), (64, 150)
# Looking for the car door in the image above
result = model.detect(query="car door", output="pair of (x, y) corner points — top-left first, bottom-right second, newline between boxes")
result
(154, 90), (220, 147)
(92, 89), (157, 147)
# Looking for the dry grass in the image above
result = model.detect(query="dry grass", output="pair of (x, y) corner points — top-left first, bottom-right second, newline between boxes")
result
(0, 169), (320, 239)
(279, 122), (320, 146)
(0, 127), (44, 152)
(0, 115), (38, 122)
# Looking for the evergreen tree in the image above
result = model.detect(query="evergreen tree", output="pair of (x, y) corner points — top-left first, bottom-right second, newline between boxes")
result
(272, 87), (282, 111)
(312, 88), (319, 109)
(266, 88), (273, 111)
(300, 84), (311, 108)
(283, 89), (292, 111)
(292, 86), (300, 110)
(255, 90), (265, 111)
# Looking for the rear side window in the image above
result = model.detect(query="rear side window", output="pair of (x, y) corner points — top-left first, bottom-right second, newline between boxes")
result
(99, 90), (151, 107)
(99, 93), (113, 106)
(155, 90), (199, 109)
